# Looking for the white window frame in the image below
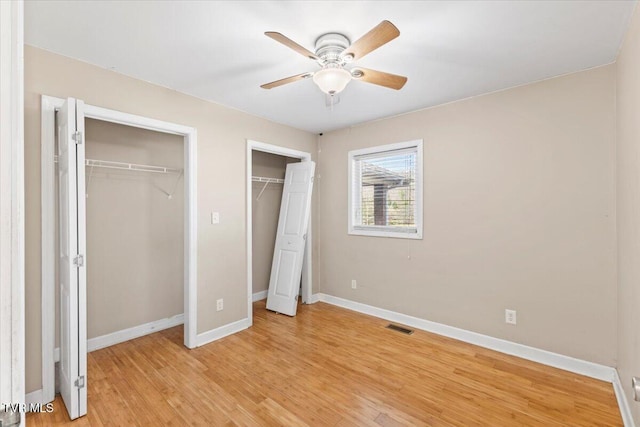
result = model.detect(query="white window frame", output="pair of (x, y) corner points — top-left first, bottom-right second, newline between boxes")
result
(348, 139), (423, 239)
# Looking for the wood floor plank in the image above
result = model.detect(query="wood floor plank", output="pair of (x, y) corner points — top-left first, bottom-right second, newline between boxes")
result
(27, 301), (622, 426)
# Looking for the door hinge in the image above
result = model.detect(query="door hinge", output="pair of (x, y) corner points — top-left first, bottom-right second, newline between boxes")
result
(72, 131), (83, 144)
(73, 254), (84, 267)
(74, 376), (85, 389)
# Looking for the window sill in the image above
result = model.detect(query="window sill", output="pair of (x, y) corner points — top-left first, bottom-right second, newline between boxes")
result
(348, 227), (423, 240)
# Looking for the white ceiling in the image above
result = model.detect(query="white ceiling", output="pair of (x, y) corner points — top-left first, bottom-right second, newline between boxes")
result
(25, 1), (636, 133)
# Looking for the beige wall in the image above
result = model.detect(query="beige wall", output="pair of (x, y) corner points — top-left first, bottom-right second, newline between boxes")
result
(85, 119), (184, 338)
(318, 65), (617, 366)
(24, 45), (317, 393)
(616, 5), (640, 422)
(251, 152), (299, 295)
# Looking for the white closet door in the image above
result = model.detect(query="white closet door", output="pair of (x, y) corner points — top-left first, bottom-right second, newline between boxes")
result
(58, 98), (87, 420)
(266, 161), (315, 316)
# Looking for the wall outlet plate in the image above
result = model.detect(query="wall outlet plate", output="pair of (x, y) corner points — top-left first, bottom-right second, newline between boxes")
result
(351, 279), (357, 289)
(505, 309), (517, 325)
(216, 298), (223, 311)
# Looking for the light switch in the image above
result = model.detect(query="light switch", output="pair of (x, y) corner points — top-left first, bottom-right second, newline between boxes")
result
(211, 212), (220, 224)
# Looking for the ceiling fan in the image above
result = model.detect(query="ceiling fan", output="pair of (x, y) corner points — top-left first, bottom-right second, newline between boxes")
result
(260, 21), (408, 97)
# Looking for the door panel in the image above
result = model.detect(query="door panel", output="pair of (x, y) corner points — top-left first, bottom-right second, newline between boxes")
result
(75, 99), (87, 417)
(273, 250), (297, 297)
(57, 98), (87, 420)
(266, 161), (315, 316)
(283, 193), (305, 235)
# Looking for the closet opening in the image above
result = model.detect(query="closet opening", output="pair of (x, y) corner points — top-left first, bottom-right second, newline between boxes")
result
(82, 119), (185, 349)
(246, 140), (313, 323)
(40, 96), (198, 419)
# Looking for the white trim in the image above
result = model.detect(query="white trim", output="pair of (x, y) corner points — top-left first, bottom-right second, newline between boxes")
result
(313, 293), (615, 382)
(40, 96), (198, 406)
(86, 314), (184, 352)
(248, 140), (312, 159)
(0, 0), (25, 420)
(348, 139), (424, 240)
(246, 140), (313, 325)
(25, 389), (43, 406)
(184, 129), (198, 350)
(82, 104), (194, 136)
(613, 370), (636, 427)
(40, 96), (57, 404)
(196, 318), (251, 347)
(252, 290), (268, 302)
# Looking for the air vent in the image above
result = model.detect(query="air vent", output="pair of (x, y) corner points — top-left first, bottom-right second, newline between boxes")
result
(386, 324), (414, 335)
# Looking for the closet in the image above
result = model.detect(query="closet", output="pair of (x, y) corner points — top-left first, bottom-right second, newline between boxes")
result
(83, 119), (184, 341)
(251, 151), (300, 302)
(54, 118), (184, 356)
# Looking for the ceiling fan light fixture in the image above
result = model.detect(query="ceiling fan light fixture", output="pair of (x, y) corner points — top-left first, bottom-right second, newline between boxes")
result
(312, 68), (352, 95)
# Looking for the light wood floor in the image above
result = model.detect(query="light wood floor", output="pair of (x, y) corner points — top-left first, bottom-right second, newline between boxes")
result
(28, 301), (622, 426)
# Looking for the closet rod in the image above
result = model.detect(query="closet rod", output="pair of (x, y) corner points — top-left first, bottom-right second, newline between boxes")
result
(54, 156), (182, 174)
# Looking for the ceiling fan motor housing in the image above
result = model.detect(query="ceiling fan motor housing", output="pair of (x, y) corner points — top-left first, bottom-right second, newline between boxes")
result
(315, 33), (351, 65)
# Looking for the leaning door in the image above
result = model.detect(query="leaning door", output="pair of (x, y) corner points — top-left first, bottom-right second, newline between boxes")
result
(266, 161), (315, 316)
(58, 98), (87, 419)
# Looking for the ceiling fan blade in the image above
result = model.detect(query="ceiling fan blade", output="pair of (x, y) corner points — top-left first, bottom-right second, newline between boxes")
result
(342, 21), (400, 61)
(352, 68), (407, 90)
(261, 72), (313, 89)
(265, 32), (320, 61)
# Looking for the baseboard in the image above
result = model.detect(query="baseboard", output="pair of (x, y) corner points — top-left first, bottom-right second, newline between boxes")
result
(196, 317), (251, 347)
(87, 314), (184, 352)
(25, 389), (43, 405)
(53, 314), (184, 359)
(613, 370), (636, 427)
(313, 293), (615, 382)
(252, 290), (268, 302)
(307, 293), (321, 304)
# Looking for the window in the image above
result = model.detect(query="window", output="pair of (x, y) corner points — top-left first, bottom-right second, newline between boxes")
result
(348, 140), (423, 239)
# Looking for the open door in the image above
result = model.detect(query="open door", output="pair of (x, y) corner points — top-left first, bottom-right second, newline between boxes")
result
(266, 161), (315, 316)
(57, 98), (87, 420)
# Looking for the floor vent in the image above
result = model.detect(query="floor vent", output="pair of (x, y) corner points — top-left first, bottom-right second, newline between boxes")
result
(386, 324), (414, 335)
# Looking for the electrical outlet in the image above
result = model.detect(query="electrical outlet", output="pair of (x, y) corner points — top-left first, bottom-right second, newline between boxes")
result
(505, 309), (517, 325)
(211, 212), (220, 224)
(216, 298), (223, 311)
(351, 279), (357, 289)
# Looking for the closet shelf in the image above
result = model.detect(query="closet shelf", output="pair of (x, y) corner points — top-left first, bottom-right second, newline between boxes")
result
(85, 159), (182, 174)
(252, 176), (285, 184)
(54, 156), (182, 174)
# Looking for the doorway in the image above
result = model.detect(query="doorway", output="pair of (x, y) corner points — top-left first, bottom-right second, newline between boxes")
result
(246, 140), (313, 324)
(40, 96), (198, 418)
